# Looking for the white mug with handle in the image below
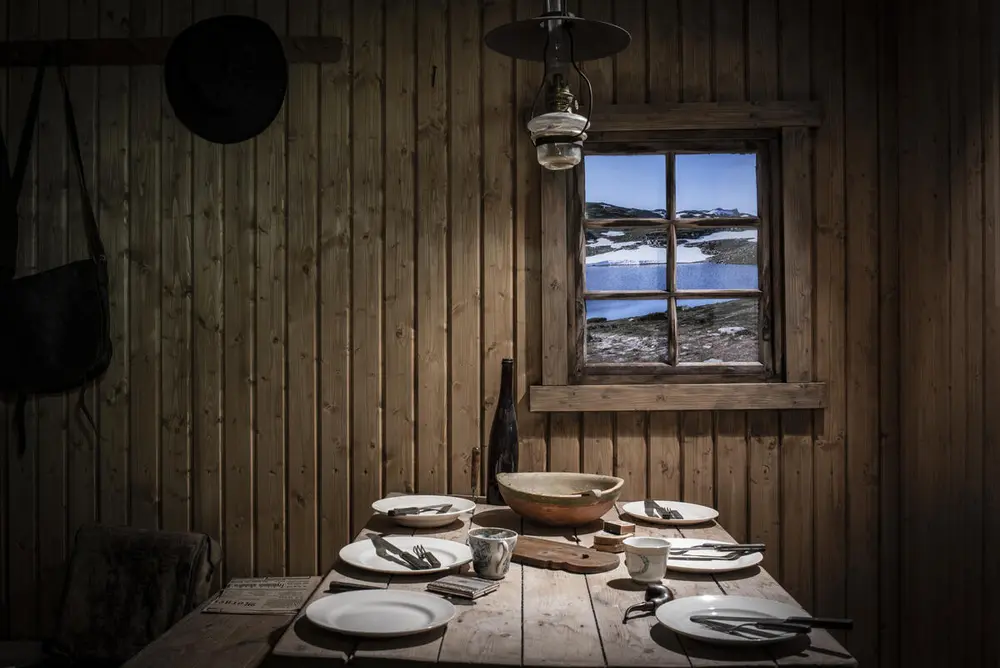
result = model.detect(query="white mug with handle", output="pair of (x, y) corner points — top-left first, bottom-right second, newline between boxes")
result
(467, 527), (519, 580)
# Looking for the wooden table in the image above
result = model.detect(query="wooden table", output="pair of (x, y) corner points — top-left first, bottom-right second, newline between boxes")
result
(125, 504), (857, 668)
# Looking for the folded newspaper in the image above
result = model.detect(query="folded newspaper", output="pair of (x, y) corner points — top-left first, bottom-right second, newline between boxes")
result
(203, 576), (320, 614)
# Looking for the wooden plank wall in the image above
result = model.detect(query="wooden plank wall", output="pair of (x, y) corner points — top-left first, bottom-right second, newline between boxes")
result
(0, 1), (995, 667)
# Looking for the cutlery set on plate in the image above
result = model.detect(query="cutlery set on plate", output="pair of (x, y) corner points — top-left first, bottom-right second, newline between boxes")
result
(668, 542), (765, 561)
(688, 613), (853, 639)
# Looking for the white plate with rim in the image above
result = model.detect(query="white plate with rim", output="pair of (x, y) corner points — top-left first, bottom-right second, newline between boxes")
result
(306, 589), (456, 638)
(339, 535), (473, 575)
(666, 538), (764, 574)
(655, 594), (809, 646)
(622, 500), (720, 525)
(372, 495), (476, 528)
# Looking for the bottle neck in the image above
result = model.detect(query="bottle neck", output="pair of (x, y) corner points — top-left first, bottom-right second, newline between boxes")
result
(499, 361), (514, 403)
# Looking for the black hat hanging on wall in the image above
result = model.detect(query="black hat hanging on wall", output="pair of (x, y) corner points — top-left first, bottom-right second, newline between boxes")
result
(164, 14), (288, 145)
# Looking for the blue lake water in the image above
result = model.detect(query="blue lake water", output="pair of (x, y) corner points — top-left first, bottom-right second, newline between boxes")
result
(586, 263), (757, 320)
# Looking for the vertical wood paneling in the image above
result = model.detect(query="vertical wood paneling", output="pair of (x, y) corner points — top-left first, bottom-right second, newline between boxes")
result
(811, 0), (848, 630)
(877, 0), (901, 663)
(678, 0), (714, 508)
(66, 0), (99, 555)
(579, 0), (615, 480)
(611, 0), (647, 500)
(514, 0), (546, 474)
(286, 0), (319, 576)
(160, 0), (193, 534)
(255, 0), (287, 576)
(384, 0), (416, 496)
(190, 0), (225, 586)
(128, 0), (162, 531)
(97, 0), (130, 529)
(746, 0), (782, 579)
(481, 0), (515, 493)
(899, 0), (951, 663)
(7, 0), (41, 641)
(416, 0), (450, 490)
(778, 0), (814, 611)
(349, 0), (382, 536)
(222, 0), (257, 580)
(843, 0), (881, 661)
(0, 0), (9, 636)
(11, 5), (1000, 666)
(317, 0), (352, 567)
(982, 0), (1000, 665)
(449, 0), (482, 490)
(712, 0), (748, 543)
(35, 0), (68, 636)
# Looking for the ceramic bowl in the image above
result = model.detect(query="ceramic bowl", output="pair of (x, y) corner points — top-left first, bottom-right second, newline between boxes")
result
(495, 472), (625, 527)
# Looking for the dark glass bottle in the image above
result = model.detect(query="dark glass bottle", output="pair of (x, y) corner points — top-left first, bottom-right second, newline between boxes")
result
(486, 358), (519, 505)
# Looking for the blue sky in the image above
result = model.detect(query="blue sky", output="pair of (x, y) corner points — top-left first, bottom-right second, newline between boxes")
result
(584, 153), (758, 215)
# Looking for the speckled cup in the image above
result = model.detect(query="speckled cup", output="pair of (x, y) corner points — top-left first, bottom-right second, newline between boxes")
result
(468, 527), (519, 580)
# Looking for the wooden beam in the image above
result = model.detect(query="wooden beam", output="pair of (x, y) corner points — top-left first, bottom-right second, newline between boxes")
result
(588, 101), (823, 131)
(529, 382), (828, 412)
(0, 36), (343, 66)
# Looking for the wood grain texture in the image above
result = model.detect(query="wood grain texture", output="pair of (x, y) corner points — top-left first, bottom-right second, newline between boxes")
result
(350, 0), (382, 536)
(317, 0), (352, 566)
(35, 0), (68, 636)
(530, 383), (827, 412)
(222, 0), (257, 581)
(384, 0), (416, 496)
(481, 0), (516, 494)
(160, 0), (193, 535)
(286, 0), (319, 576)
(449, 0), (482, 494)
(514, 0), (547, 474)
(416, 0), (449, 491)
(7, 4), (994, 665)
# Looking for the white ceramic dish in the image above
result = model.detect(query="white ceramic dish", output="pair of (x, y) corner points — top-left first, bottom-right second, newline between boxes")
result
(371, 495), (476, 528)
(666, 538), (764, 574)
(621, 500), (720, 526)
(306, 589), (456, 638)
(655, 594), (809, 646)
(338, 536), (473, 575)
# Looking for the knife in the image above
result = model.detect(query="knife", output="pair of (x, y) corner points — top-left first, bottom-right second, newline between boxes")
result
(689, 614), (854, 630)
(387, 503), (453, 517)
(694, 618), (812, 636)
(671, 543), (765, 553)
(369, 535), (430, 570)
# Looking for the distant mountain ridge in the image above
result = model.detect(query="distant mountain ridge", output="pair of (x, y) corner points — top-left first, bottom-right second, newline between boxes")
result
(586, 201), (753, 220)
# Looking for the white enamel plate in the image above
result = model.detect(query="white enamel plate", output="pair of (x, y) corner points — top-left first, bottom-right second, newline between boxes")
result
(655, 595), (809, 646)
(372, 494), (477, 529)
(666, 538), (764, 574)
(621, 500), (720, 526)
(306, 589), (456, 638)
(339, 536), (473, 575)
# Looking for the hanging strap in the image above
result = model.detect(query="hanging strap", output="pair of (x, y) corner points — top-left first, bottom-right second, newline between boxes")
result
(0, 50), (50, 283)
(56, 64), (105, 268)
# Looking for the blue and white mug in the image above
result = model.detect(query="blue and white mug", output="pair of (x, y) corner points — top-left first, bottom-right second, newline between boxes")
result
(468, 527), (519, 580)
(623, 536), (671, 583)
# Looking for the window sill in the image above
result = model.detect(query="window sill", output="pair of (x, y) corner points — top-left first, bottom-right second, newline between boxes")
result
(528, 382), (827, 413)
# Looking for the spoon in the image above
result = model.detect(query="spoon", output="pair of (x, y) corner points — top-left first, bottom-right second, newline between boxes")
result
(622, 583), (673, 623)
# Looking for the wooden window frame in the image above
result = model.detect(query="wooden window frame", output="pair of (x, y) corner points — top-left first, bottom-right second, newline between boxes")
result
(571, 137), (777, 383)
(530, 102), (828, 413)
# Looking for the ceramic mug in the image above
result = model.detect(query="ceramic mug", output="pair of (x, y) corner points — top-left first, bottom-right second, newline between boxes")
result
(468, 527), (519, 580)
(623, 536), (671, 583)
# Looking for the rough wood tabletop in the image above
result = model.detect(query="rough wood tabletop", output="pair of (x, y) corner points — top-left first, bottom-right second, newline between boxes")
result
(126, 504), (858, 668)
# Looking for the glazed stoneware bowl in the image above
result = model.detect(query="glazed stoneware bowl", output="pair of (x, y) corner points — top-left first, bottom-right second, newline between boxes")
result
(496, 472), (625, 527)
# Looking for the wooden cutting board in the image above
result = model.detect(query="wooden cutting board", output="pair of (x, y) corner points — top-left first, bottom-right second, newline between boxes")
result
(512, 536), (620, 574)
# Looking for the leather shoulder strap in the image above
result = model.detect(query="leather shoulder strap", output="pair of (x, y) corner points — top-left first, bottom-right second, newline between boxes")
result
(56, 65), (105, 266)
(0, 52), (50, 283)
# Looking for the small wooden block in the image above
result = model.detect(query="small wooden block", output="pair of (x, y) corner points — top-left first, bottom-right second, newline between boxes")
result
(593, 542), (625, 554)
(603, 519), (635, 535)
(592, 531), (626, 547)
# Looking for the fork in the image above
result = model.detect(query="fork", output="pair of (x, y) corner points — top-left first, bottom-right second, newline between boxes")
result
(671, 543), (765, 555)
(413, 544), (441, 568)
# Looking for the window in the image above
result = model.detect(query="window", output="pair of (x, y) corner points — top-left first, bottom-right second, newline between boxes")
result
(574, 139), (778, 381)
